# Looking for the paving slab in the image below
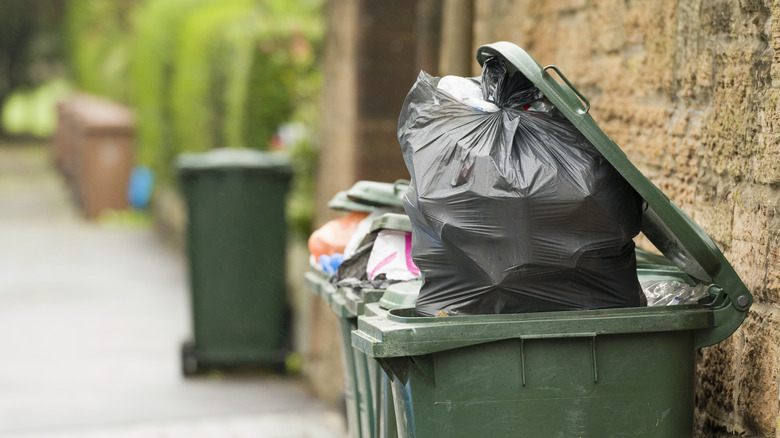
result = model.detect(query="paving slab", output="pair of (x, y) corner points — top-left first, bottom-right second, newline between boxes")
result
(0, 143), (346, 437)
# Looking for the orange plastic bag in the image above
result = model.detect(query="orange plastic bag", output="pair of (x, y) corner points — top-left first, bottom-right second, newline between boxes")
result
(308, 211), (369, 259)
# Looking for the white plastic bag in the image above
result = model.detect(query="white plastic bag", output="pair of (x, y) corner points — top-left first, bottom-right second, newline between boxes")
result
(366, 230), (420, 281)
(343, 208), (394, 259)
(437, 75), (500, 112)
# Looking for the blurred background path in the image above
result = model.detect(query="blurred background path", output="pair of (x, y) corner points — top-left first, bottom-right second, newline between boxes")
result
(0, 141), (346, 438)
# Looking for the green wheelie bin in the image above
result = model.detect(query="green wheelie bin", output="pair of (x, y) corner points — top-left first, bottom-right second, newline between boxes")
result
(305, 183), (408, 438)
(351, 42), (753, 437)
(339, 213), (415, 438)
(364, 279), (420, 438)
(352, 249), (694, 438)
(177, 148), (293, 375)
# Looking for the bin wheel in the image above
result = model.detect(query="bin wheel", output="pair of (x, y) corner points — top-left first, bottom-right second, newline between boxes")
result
(181, 342), (200, 377)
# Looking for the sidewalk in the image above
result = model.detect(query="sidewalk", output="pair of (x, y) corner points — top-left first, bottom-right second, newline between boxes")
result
(0, 142), (346, 438)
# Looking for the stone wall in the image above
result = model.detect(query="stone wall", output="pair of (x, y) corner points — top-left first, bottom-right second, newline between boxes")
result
(472, 1), (779, 436)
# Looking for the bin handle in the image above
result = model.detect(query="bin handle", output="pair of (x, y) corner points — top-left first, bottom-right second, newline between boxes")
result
(543, 65), (590, 114)
(520, 334), (599, 385)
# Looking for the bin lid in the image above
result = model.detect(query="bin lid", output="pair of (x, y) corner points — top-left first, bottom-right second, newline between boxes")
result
(353, 301), (719, 358)
(475, 42), (752, 313)
(327, 191), (377, 213)
(379, 280), (421, 310)
(346, 180), (409, 208)
(176, 148), (292, 174)
(73, 99), (135, 133)
(370, 213), (412, 233)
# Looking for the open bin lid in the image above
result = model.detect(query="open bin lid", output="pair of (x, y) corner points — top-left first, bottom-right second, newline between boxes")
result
(327, 191), (376, 213)
(461, 41), (754, 344)
(73, 98), (135, 134)
(346, 180), (409, 208)
(369, 212), (412, 233)
(176, 148), (292, 175)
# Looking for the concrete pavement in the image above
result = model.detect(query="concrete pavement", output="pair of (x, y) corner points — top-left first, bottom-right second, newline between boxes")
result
(0, 142), (346, 438)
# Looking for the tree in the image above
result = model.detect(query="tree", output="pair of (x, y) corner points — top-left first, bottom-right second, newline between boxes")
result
(0, 0), (66, 137)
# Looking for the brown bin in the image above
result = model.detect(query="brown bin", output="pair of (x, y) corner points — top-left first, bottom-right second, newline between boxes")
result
(54, 95), (94, 179)
(70, 100), (135, 219)
(53, 99), (71, 173)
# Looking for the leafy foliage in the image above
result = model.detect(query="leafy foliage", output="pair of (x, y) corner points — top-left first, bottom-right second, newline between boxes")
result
(0, 0), (66, 136)
(64, 0), (324, 234)
(65, 0), (135, 102)
(130, 0), (214, 182)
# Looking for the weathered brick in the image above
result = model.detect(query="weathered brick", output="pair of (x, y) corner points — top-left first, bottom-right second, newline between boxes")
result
(696, 335), (741, 430)
(699, 57), (758, 181)
(771, 0), (780, 87)
(541, 0), (587, 14)
(694, 416), (748, 438)
(622, 0), (677, 92)
(764, 195), (780, 303)
(590, 0), (625, 53)
(730, 198), (770, 300)
(473, 1), (527, 48)
(736, 310), (780, 436)
(757, 101), (780, 185)
(692, 175), (734, 251)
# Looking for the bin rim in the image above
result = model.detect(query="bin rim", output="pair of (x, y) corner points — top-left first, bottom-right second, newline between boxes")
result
(176, 148), (292, 174)
(331, 287), (358, 318)
(369, 212), (412, 233)
(474, 41), (751, 335)
(352, 295), (743, 358)
(344, 287), (387, 316)
(346, 180), (409, 208)
(327, 191), (376, 213)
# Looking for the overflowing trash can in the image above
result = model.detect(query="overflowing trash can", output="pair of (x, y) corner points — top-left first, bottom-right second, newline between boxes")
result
(345, 42), (753, 437)
(342, 213), (414, 438)
(363, 279), (419, 438)
(177, 148), (293, 375)
(305, 182), (410, 438)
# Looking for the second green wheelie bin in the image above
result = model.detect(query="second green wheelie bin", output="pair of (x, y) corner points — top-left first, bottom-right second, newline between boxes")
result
(177, 148), (292, 375)
(338, 213), (415, 438)
(364, 280), (420, 438)
(351, 42), (753, 437)
(305, 183), (408, 438)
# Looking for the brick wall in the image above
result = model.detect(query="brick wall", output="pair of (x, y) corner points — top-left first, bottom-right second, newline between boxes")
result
(472, 1), (779, 436)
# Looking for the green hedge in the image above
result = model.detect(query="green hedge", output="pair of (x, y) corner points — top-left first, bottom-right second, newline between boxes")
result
(130, 0), (214, 182)
(65, 0), (324, 236)
(65, 0), (135, 102)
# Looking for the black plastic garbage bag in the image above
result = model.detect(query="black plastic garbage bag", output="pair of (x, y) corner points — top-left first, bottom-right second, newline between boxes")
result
(398, 56), (644, 317)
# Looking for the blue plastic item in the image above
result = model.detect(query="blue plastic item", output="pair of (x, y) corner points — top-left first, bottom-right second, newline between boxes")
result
(319, 253), (345, 274)
(128, 166), (154, 209)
